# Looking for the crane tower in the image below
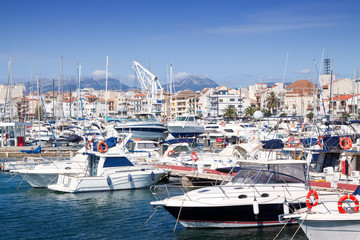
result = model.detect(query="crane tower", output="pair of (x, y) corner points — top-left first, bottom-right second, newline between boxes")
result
(132, 60), (164, 115)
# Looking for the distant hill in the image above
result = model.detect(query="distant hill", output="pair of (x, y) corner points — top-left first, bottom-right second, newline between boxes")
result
(27, 78), (131, 93)
(163, 75), (219, 92)
(25, 75), (219, 93)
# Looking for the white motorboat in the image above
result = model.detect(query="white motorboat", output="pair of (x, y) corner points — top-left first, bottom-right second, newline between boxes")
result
(114, 113), (167, 140)
(12, 153), (88, 188)
(167, 115), (204, 138)
(150, 148), (335, 228)
(2, 156), (51, 171)
(47, 142), (166, 193)
(281, 191), (360, 240)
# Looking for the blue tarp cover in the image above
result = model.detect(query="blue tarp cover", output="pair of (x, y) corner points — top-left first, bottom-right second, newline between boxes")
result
(260, 139), (284, 149)
(20, 145), (41, 154)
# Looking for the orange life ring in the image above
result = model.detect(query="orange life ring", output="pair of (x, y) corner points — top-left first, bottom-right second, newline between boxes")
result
(293, 150), (303, 160)
(340, 137), (352, 150)
(306, 189), (319, 210)
(168, 150), (175, 157)
(286, 136), (294, 147)
(85, 141), (92, 150)
(97, 141), (108, 153)
(338, 195), (359, 214)
(317, 135), (324, 147)
(222, 122), (226, 127)
(191, 152), (198, 161)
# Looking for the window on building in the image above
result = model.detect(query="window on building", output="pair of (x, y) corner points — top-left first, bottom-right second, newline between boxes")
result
(230, 99), (235, 102)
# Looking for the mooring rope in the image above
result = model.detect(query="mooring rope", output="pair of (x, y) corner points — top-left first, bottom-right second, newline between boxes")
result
(290, 211), (309, 240)
(16, 171), (27, 191)
(141, 207), (159, 229)
(173, 201), (184, 232)
(273, 217), (291, 240)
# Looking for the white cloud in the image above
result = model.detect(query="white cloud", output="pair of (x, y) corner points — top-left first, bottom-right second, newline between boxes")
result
(92, 69), (113, 79)
(174, 72), (190, 79)
(296, 69), (312, 74)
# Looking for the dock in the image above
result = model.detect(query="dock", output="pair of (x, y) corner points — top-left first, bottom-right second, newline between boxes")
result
(0, 146), (79, 159)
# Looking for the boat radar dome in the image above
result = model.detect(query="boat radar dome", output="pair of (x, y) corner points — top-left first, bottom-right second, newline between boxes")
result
(253, 111), (264, 120)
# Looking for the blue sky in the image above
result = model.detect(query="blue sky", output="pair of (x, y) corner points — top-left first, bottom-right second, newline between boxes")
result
(1, 0), (360, 88)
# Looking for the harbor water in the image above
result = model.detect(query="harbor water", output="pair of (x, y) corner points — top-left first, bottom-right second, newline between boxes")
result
(0, 171), (306, 240)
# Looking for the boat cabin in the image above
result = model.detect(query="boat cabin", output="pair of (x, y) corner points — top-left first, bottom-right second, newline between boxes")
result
(0, 122), (32, 147)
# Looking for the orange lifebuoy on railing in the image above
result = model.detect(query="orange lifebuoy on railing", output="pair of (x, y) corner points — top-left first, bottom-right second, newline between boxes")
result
(287, 137), (301, 148)
(306, 189), (319, 210)
(340, 137), (352, 150)
(191, 152), (198, 161)
(338, 195), (359, 214)
(168, 150), (175, 157)
(221, 122), (226, 127)
(286, 136), (294, 147)
(97, 141), (108, 153)
(317, 135), (325, 147)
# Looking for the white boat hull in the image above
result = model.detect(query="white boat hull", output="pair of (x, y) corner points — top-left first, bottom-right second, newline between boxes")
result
(48, 169), (165, 193)
(299, 215), (360, 240)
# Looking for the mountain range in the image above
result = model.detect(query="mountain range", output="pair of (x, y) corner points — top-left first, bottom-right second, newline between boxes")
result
(27, 75), (219, 93)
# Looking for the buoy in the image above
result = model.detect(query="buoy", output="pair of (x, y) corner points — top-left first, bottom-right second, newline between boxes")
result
(253, 198), (259, 215)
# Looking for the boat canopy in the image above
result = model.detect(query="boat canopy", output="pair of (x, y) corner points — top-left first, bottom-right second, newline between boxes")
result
(103, 157), (134, 167)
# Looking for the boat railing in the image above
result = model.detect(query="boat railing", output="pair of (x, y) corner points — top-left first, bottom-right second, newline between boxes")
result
(150, 181), (223, 201)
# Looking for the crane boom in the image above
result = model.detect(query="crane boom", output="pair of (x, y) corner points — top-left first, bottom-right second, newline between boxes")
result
(132, 60), (164, 115)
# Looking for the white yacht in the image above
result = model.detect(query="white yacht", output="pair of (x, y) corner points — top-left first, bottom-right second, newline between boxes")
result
(47, 141), (166, 193)
(12, 153), (88, 188)
(114, 113), (167, 140)
(167, 115), (204, 138)
(150, 149), (336, 228)
(281, 190), (360, 240)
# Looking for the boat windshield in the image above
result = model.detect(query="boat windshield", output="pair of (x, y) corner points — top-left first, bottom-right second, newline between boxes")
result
(133, 114), (157, 122)
(175, 116), (195, 122)
(231, 163), (306, 185)
(137, 142), (158, 149)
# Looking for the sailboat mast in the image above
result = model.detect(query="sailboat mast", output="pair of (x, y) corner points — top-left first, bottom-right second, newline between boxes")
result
(8, 56), (13, 122)
(328, 60), (333, 120)
(37, 74), (41, 146)
(105, 55), (108, 118)
(60, 56), (64, 120)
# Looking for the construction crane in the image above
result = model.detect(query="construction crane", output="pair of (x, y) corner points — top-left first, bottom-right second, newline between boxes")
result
(132, 60), (164, 115)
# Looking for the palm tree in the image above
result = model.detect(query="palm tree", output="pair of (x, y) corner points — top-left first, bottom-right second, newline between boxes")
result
(244, 106), (258, 117)
(266, 91), (279, 115)
(223, 105), (238, 120)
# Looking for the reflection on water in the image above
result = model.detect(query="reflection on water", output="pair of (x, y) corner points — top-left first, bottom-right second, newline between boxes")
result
(0, 172), (306, 240)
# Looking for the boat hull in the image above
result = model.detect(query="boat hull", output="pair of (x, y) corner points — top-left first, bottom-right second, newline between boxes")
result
(48, 170), (165, 193)
(167, 125), (204, 138)
(300, 218), (360, 240)
(115, 124), (167, 140)
(164, 203), (303, 228)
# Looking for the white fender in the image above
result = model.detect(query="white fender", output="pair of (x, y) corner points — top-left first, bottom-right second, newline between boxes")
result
(253, 198), (259, 215)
